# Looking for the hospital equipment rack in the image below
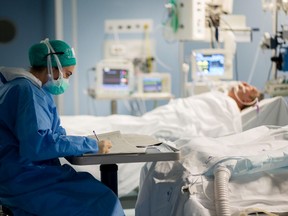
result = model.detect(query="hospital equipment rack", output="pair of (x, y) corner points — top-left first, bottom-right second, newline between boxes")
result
(65, 143), (180, 196)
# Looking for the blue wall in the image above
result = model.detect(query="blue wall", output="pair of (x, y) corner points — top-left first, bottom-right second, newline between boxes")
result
(0, 0), (285, 116)
(74, 0), (179, 115)
(0, 0), (55, 67)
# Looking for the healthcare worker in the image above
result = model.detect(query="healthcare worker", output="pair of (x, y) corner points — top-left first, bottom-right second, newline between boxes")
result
(0, 39), (125, 216)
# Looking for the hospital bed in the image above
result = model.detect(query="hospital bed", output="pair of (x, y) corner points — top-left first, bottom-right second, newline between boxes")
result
(135, 125), (288, 216)
(60, 93), (288, 198)
(241, 95), (288, 131)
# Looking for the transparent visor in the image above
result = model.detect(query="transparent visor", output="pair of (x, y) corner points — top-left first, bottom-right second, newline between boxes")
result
(41, 38), (66, 86)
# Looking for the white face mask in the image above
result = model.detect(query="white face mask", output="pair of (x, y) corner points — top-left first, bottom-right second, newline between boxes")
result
(41, 38), (70, 95)
(43, 73), (69, 95)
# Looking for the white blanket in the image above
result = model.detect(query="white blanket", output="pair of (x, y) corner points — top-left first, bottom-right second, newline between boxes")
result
(60, 91), (242, 197)
(241, 96), (288, 131)
(62, 91), (242, 138)
(135, 126), (288, 216)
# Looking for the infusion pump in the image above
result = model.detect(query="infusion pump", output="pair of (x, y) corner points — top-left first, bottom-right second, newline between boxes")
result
(132, 72), (172, 99)
(95, 59), (135, 98)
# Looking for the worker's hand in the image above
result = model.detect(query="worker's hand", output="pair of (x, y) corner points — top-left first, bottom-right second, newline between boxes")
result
(97, 139), (112, 154)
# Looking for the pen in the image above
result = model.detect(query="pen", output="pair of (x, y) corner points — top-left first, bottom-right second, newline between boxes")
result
(93, 130), (100, 142)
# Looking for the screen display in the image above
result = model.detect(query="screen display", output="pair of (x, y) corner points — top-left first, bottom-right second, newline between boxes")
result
(143, 77), (162, 93)
(195, 53), (225, 76)
(102, 67), (129, 90)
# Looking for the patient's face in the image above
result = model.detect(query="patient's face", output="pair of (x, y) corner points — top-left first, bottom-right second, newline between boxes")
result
(238, 82), (260, 103)
(228, 82), (260, 110)
(235, 82), (260, 104)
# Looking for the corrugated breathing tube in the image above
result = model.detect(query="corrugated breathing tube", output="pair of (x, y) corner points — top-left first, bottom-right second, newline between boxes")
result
(213, 165), (231, 216)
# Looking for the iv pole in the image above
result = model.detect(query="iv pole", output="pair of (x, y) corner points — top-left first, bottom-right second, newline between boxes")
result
(271, 0), (279, 79)
(178, 41), (186, 97)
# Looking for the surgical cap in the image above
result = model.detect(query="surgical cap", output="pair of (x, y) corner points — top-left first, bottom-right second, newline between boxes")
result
(29, 40), (76, 67)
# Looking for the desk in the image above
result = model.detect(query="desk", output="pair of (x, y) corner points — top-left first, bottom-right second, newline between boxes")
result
(65, 144), (180, 196)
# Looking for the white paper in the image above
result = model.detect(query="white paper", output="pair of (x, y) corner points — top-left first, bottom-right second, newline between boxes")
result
(122, 134), (162, 147)
(88, 131), (148, 154)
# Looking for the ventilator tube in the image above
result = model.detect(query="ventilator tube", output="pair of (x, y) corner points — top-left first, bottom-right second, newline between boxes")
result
(213, 165), (231, 216)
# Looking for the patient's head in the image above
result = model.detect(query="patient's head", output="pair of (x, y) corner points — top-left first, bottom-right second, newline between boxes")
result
(228, 82), (263, 110)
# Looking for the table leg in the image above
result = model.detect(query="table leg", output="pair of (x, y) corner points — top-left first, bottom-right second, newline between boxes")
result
(100, 164), (118, 196)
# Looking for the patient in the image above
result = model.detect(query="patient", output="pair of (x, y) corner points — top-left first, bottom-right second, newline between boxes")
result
(227, 82), (263, 111)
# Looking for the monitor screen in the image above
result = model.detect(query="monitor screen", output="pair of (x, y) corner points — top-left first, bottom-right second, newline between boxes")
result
(195, 53), (225, 76)
(143, 77), (163, 93)
(191, 49), (233, 81)
(102, 67), (129, 90)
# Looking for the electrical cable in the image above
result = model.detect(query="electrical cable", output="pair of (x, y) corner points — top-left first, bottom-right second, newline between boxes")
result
(234, 51), (239, 81)
(206, 18), (216, 48)
(247, 43), (261, 84)
(153, 24), (174, 72)
(144, 24), (153, 73)
(266, 61), (273, 82)
(86, 67), (97, 115)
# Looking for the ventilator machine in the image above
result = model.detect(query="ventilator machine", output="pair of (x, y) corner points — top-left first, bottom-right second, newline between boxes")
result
(133, 73), (171, 97)
(163, 0), (254, 96)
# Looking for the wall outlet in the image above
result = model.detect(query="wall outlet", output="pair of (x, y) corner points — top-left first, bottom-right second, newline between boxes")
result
(110, 44), (127, 56)
(104, 39), (154, 59)
(105, 19), (153, 34)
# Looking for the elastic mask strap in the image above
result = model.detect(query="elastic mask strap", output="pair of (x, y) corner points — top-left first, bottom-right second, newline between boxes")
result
(41, 38), (64, 81)
(239, 82), (246, 93)
(41, 39), (53, 79)
(233, 86), (258, 107)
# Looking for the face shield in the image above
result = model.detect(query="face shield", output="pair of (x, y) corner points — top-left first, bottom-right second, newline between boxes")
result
(41, 38), (70, 95)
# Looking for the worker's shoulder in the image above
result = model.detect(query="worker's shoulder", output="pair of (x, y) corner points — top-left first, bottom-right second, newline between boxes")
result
(10, 77), (35, 90)
(8, 78), (45, 100)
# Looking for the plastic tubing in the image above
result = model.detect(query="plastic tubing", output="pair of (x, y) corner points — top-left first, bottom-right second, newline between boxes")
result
(213, 165), (231, 216)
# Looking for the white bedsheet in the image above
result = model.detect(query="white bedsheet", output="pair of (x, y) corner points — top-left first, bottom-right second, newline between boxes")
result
(241, 96), (288, 131)
(135, 126), (288, 216)
(60, 91), (241, 197)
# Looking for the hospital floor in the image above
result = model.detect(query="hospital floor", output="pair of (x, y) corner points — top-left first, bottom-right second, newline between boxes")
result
(0, 192), (137, 216)
(124, 208), (135, 216)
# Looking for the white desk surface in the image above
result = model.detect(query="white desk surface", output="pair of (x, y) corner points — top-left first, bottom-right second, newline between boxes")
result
(65, 144), (180, 165)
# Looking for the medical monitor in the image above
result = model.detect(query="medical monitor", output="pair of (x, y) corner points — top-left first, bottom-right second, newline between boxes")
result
(102, 68), (128, 89)
(96, 59), (134, 98)
(191, 49), (233, 81)
(143, 77), (163, 93)
(136, 73), (171, 96)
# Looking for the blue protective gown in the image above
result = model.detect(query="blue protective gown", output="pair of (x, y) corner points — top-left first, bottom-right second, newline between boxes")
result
(0, 70), (124, 216)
